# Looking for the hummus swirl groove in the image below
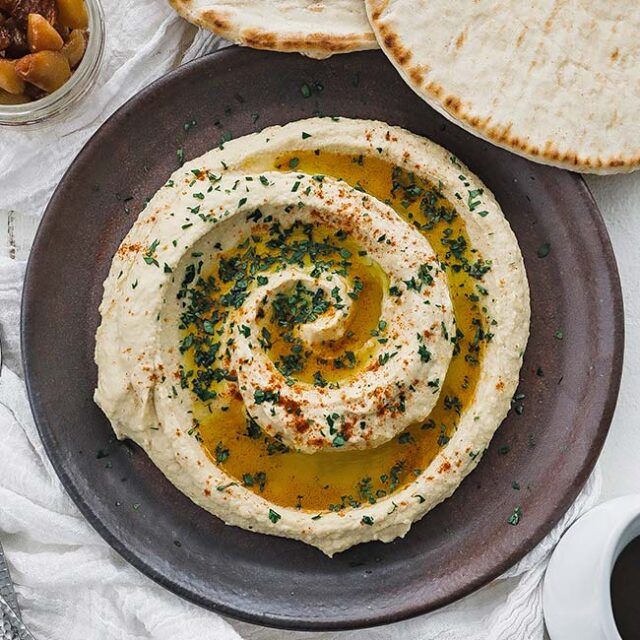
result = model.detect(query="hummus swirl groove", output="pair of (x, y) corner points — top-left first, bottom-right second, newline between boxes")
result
(95, 118), (530, 556)
(228, 181), (454, 453)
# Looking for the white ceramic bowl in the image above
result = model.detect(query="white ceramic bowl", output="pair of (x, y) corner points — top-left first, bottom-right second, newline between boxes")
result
(543, 495), (640, 640)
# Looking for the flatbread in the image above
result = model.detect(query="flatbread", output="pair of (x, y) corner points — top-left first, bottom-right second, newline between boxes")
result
(169, 0), (377, 59)
(366, 0), (640, 173)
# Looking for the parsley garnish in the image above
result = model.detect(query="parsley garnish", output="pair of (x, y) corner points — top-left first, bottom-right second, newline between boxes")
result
(537, 243), (551, 258)
(508, 506), (522, 526)
(215, 442), (229, 463)
(268, 509), (281, 523)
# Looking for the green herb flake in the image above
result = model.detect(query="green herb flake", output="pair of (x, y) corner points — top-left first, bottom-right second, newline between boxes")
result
(254, 389), (280, 405)
(418, 344), (431, 363)
(214, 442), (229, 463)
(332, 434), (346, 448)
(143, 239), (160, 267)
(537, 242), (551, 258)
(300, 83), (312, 98)
(268, 508), (281, 524)
(508, 506), (522, 526)
(216, 481), (237, 492)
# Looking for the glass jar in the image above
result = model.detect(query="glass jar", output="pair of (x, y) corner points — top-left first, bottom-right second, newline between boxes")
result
(0, 0), (105, 127)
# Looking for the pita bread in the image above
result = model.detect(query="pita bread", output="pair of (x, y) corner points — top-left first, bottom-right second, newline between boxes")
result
(367, 0), (640, 173)
(169, 0), (377, 59)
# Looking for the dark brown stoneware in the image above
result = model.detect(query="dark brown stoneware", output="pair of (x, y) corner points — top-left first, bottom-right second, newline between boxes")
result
(21, 47), (624, 631)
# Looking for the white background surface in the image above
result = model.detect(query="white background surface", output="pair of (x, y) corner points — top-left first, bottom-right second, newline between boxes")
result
(0, 3), (638, 638)
(586, 173), (639, 502)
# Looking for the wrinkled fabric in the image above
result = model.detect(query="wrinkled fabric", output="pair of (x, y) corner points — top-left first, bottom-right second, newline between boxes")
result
(0, 360), (602, 640)
(0, 1), (619, 638)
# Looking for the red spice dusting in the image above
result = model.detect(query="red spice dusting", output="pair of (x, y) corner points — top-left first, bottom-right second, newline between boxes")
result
(342, 419), (355, 440)
(229, 385), (243, 402)
(283, 397), (300, 414)
(116, 242), (143, 258)
(293, 419), (310, 434)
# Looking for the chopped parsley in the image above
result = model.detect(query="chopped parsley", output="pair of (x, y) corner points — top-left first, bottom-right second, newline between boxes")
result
(537, 242), (551, 258)
(508, 506), (522, 526)
(215, 442), (229, 463)
(268, 508), (281, 524)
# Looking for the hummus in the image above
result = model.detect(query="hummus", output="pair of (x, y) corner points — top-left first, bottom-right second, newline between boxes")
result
(95, 118), (530, 556)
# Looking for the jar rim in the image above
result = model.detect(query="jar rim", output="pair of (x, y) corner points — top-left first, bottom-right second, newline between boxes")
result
(0, 0), (105, 126)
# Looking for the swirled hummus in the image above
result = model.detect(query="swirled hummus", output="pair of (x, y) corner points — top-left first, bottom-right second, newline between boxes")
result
(95, 118), (529, 556)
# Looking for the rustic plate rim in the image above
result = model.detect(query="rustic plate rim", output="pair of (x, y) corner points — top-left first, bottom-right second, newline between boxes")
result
(21, 46), (625, 631)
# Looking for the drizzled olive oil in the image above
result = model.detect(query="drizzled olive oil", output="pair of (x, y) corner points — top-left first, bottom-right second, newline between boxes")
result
(179, 151), (491, 512)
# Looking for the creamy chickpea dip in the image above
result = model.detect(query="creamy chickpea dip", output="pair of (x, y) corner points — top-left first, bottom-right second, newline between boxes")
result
(95, 118), (529, 555)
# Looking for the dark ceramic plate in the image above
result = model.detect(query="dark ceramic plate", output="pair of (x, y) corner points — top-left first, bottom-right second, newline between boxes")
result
(22, 47), (624, 630)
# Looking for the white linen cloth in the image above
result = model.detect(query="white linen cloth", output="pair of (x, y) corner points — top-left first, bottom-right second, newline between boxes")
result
(0, 1), (615, 637)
